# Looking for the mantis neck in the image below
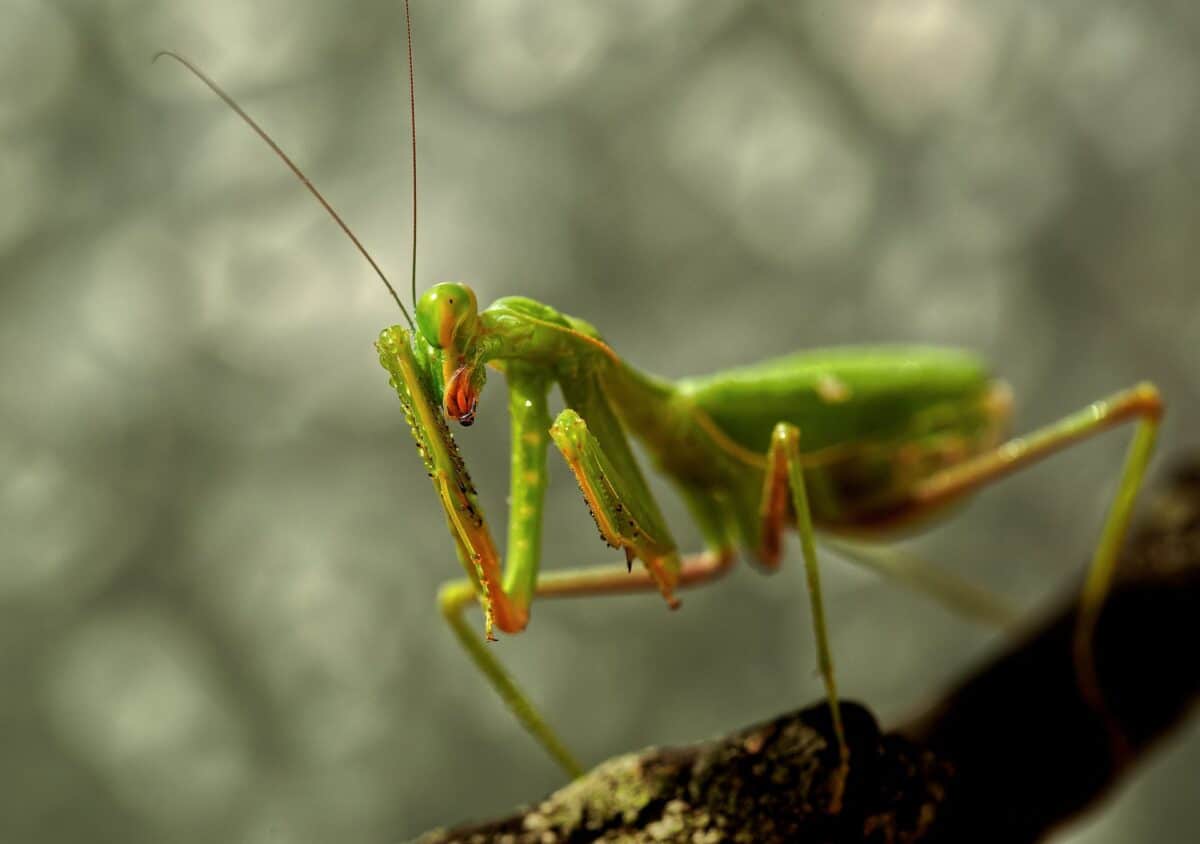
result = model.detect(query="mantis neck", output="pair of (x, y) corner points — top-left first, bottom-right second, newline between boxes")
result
(478, 297), (683, 446)
(599, 356), (682, 446)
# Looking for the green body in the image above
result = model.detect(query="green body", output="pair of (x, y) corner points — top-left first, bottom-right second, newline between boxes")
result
(474, 295), (1004, 547)
(630, 343), (1003, 537)
(379, 288), (1008, 618)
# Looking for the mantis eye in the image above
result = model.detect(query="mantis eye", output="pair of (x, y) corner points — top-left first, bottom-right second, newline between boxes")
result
(416, 282), (479, 350)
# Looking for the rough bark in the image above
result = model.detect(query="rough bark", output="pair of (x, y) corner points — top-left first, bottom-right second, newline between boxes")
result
(418, 460), (1200, 844)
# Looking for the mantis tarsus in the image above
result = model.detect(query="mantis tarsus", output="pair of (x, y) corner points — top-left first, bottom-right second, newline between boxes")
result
(159, 5), (1163, 812)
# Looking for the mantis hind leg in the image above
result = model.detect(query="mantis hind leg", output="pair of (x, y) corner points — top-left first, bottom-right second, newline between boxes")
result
(760, 422), (850, 811)
(906, 383), (1162, 734)
(438, 550), (735, 779)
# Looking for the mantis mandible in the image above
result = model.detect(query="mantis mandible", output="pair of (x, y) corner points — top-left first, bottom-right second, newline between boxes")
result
(158, 4), (1162, 811)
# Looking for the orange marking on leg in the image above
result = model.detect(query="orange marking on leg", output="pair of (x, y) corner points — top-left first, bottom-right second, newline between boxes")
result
(758, 445), (790, 568)
(644, 556), (682, 609)
(534, 550), (734, 600)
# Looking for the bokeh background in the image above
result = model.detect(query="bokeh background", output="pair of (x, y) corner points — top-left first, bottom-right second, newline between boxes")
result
(2, 0), (1198, 841)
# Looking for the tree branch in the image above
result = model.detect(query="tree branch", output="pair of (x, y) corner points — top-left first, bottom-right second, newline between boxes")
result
(419, 460), (1200, 843)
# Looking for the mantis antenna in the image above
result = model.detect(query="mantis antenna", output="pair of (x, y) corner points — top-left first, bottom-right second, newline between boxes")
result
(153, 49), (416, 329)
(404, 0), (418, 313)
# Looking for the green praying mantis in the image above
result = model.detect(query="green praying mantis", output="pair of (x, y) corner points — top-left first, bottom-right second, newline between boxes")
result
(158, 5), (1162, 812)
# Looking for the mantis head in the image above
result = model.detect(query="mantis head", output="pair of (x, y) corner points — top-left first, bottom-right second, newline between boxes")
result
(416, 282), (487, 426)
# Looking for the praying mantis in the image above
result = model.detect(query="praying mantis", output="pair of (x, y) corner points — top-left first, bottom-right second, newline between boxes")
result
(158, 3), (1163, 813)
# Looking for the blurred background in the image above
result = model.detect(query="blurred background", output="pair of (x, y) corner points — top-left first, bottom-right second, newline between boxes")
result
(2, 0), (1198, 841)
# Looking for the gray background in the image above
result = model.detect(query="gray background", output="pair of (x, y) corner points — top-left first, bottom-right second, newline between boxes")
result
(2, 0), (1198, 841)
